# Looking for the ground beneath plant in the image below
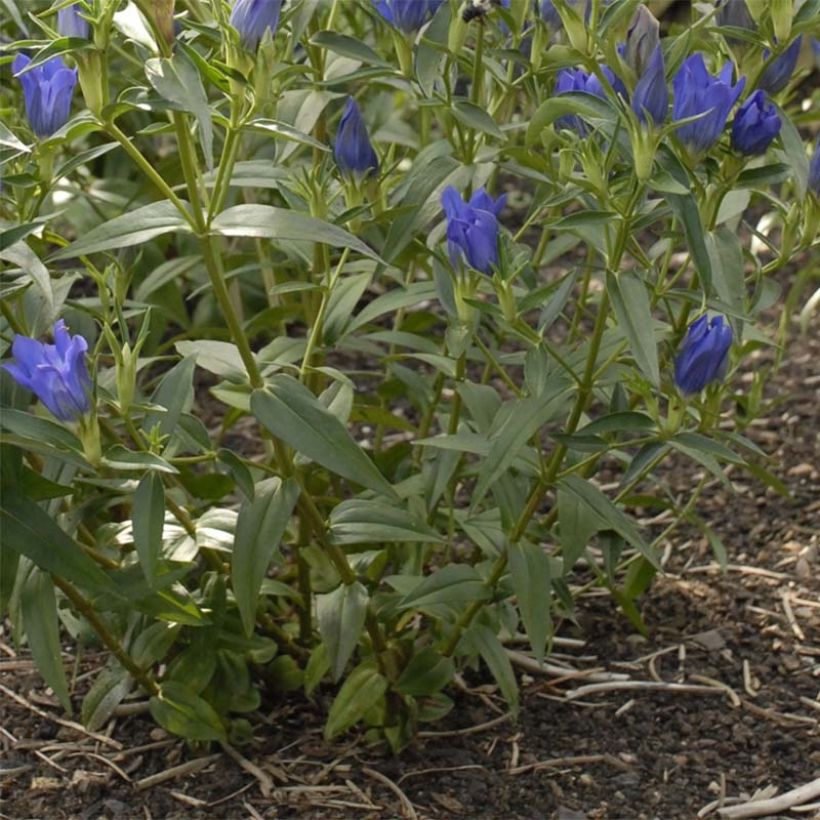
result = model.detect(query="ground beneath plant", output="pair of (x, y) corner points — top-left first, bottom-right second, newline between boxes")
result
(2, 316), (818, 819)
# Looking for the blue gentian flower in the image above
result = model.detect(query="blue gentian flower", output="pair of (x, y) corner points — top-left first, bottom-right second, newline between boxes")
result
(632, 44), (668, 125)
(731, 90), (781, 155)
(12, 54), (78, 138)
(229, 0), (283, 51)
(674, 315), (733, 395)
(554, 66), (625, 134)
(3, 320), (92, 422)
(809, 139), (820, 197)
(333, 98), (378, 178)
(672, 53), (745, 154)
(758, 36), (802, 95)
(57, 3), (90, 39)
(373, 0), (443, 32)
(441, 186), (506, 274)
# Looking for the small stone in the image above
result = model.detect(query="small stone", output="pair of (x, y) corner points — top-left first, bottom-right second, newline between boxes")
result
(691, 629), (726, 651)
(787, 463), (815, 477)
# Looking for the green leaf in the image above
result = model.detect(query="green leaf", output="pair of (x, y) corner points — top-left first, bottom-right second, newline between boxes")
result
(232, 477), (300, 637)
(212, 205), (378, 260)
(22, 569), (71, 712)
(451, 100), (504, 140)
(82, 666), (133, 731)
(398, 564), (489, 612)
(251, 378), (395, 497)
(149, 681), (226, 742)
(1, 491), (118, 596)
(558, 475), (658, 568)
(103, 445), (178, 474)
(508, 541), (552, 663)
(664, 193), (712, 291)
(472, 387), (570, 507)
(132, 472), (165, 586)
(706, 227), (745, 317)
(175, 340), (246, 382)
(143, 355), (197, 439)
(465, 624), (518, 711)
(0, 241), (53, 315)
(0, 541), (20, 618)
(310, 30), (390, 68)
(396, 648), (454, 697)
(145, 54), (213, 168)
(324, 663), (388, 740)
(607, 271), (660, 387)
(557, 486), (600, 572)
(0, 408), (83, 452)
(329, 498), (443, 545)
(579, 412), (657, 437)
(527, 92), (615, 146)
(245, 118), (329, 151)
(775, 105), (809, 197)
(316, 581), (369, 682)
(49, 201), (190, 260)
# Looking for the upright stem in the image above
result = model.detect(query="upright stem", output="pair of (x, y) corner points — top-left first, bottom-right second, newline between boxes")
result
(54, 577), (159, 695)
(442, 183), (645, 656)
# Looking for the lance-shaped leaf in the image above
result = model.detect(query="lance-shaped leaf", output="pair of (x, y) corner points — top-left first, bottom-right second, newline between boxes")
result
(316, 581), (369, 682)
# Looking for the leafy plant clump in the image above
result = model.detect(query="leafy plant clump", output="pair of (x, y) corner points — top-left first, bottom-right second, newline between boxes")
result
(1, 0), (818, 749)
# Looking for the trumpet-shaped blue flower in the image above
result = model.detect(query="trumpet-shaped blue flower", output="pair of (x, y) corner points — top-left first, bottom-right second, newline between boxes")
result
(758, 36), (802, 95)
(441, 186), (506, 274)
(3, 320), (92, 421)
(731, 90), (780, 155)
(674, 314), (733, 395)
(13, 54), (78, 138)
(333, 98), (378, 177)
(57, 3), (90, 38)
(373, 0), (443, 32)
(809, 139), (820, 196)
(554, 66), (625, 134)
(632, 44), (668, 125)
(672, 53), (745, 153)
(229, 0), (283, 51)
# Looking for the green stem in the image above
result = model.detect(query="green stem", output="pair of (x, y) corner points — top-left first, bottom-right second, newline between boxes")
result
(54, 576), (159, 695)
(106, 121), (194, 227)
(442, 182), (645, 656)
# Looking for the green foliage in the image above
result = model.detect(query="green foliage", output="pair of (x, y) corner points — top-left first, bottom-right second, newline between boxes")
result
(1, 0), (816, 751)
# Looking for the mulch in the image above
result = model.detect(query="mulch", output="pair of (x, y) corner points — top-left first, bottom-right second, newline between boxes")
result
(2, 323), (818, 819)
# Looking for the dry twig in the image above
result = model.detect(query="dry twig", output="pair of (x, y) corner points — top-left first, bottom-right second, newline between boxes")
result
(717, 777), (820, 818)
(362, 766), (418, 820)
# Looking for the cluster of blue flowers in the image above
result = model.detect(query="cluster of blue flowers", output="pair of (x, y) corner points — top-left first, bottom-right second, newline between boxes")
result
(6, 0), (818, 414)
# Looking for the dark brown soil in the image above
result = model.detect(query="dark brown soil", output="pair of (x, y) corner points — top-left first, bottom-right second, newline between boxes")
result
(2, 322), (818, 819)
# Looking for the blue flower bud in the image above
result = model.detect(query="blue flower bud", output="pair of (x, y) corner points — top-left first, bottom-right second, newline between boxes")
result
(624, 5), (660, 78)
(13, 54), (78, 138)
(715, 0), (755, 31)
(731, 90), (781, 155)
(632, 44), (668, 125)
(554, 65), (626, 134)
(674, 314), (733, 395)
(442, 186), (506, 275)
(758, 36), (802, 95)
(3, 320), (92, 422)
(373, 0), (443, 32)
(57, 3), (90, 39)
(672, 53), (745, 154)
(229, 0), (283, 52)
(333, 98), (379, 178)
(809, 139), (820, 197)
